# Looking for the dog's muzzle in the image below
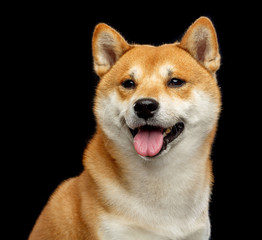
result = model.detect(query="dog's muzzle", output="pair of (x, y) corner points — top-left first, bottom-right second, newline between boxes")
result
(129, 98), (184, 157)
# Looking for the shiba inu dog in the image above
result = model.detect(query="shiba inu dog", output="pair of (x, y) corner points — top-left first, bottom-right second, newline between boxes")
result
(29, 16), (221, 240)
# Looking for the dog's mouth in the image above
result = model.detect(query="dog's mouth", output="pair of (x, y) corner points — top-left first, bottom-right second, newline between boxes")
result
(129, 122), (184, 157)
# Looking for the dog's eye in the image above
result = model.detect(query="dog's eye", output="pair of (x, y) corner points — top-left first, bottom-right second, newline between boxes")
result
(167, 78), (185, 88)
(122, 79), (136, 89)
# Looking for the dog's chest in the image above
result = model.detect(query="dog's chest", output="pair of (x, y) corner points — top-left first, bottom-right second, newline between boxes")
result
(99, 219), (172, 240)
(98, 162), (208, 240)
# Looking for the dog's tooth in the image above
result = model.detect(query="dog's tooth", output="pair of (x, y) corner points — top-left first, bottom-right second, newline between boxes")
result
(165, 127), (172, 134)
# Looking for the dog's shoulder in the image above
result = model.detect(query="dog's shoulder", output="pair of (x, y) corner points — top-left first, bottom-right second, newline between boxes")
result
(29, 174), (101, 239)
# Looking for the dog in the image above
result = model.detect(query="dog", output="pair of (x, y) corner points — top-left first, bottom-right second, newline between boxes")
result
(29, 16), (221, 240)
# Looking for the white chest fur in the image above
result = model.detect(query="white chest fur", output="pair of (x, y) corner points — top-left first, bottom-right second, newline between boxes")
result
(97, 146), (211, 240)
(100, 220), (172, 240)
(99, 218), (210, 240)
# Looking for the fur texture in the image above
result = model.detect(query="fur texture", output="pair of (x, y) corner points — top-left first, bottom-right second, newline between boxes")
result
(29, 17), (221, 240)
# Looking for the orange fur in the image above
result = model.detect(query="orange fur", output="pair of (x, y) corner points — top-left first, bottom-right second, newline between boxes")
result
(29, 17), (221, 240)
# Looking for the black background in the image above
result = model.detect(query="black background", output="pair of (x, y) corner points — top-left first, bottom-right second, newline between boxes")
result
(6, 3), (259, 240)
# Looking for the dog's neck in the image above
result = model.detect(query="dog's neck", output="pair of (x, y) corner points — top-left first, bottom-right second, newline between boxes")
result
(83, 125), (214, 197)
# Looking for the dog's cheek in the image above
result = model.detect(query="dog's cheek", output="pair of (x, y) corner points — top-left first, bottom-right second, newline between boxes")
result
(182, 89), (220, 130)
(158, 89), (219, 131)
(95, 92), (122, 129)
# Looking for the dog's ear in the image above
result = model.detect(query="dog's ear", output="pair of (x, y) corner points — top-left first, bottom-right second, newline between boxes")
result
(92, 23), (131, 77)
(179, 17), (220, 73)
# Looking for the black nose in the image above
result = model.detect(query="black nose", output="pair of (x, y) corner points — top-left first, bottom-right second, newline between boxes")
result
(134, 98), (159, 120)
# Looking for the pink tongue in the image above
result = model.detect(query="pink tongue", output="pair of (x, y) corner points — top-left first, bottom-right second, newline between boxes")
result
(134, 128), (163, 157)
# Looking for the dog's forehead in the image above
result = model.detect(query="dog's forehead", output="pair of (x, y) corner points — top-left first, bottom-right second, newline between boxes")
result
(124, 44), (190, 78)
(124, 44), (198, 79)
(128, 64), (174, 83)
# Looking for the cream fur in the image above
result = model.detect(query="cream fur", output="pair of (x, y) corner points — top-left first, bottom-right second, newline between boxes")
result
(29, 17), (221, 240)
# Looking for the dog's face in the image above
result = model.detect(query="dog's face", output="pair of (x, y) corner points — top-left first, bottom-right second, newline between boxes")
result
(92, 18), (221, 160)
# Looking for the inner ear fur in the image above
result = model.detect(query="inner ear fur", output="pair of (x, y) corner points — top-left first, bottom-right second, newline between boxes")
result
(179, 17), (220, 73)
(92, 23), (131, 77)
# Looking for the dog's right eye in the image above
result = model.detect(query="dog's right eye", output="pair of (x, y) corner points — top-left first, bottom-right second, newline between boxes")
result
(122, 79), (136, 89)
(167, 78), (185, 88)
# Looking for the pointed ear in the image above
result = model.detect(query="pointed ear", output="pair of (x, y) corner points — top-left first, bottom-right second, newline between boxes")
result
(179, 17), (220, 73)
(92, 23), (131, 77)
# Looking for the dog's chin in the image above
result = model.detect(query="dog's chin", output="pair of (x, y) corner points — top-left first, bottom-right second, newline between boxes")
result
(128, 122), (185, 158)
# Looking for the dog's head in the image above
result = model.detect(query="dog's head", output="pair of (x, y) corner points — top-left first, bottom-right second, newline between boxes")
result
(92, 17), (221, 160)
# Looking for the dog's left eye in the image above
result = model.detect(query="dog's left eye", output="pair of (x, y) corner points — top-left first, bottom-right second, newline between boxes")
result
(122, 79), (136, 89)
(167, 78), (185, 88)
